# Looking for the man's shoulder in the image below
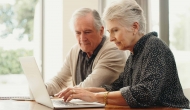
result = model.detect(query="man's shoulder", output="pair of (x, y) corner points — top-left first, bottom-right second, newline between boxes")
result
(99, 36), (126, 55)
(72, 43), (79, 48)
(102, 36), (117, 48)
(68, 43), (80, 55)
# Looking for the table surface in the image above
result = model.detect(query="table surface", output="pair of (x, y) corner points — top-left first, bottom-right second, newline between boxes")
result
(0, 100), (188, 110)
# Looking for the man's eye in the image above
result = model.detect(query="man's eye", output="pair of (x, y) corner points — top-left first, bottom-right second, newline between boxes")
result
(114, 29), (118, 32)
(85, 31), (91, 34)
(76, 32), (80, 35)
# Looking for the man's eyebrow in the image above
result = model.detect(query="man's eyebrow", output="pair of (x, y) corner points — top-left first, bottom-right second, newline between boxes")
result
(75, 29), (92, 32)
(75, 31), (80, 33)
(84, 29), (92, 31)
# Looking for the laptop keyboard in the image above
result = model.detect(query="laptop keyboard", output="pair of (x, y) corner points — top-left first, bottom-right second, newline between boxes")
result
(52, 100), (79, 106)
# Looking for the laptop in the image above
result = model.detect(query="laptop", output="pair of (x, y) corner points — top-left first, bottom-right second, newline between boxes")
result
(19, 56), (105, 109)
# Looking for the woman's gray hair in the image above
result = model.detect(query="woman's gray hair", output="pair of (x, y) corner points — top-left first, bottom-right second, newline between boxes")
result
(102, 0), (146, 35)
(69, 8), (103, 32)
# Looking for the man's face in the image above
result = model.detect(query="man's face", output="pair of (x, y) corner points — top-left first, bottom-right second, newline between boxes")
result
(74, 14), (104, 57)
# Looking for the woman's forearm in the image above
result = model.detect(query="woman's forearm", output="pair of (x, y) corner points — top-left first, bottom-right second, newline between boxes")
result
(85, 87), (107, 92)
(95, 91), (128, 106)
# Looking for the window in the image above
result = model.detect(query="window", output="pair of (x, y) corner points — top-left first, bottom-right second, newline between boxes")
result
(169, 0), (190, 89)
(0, 0), (41, 97)
(150, 0), (190, 89)
(1, 0), (99, 97)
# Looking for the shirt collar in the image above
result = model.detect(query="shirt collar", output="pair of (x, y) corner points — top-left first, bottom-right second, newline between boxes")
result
(133, 32), (158, 55)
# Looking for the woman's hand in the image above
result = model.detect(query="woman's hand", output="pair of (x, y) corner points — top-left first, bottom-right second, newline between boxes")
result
(54, 87), (98, 102)
(54, 87), (128, 106)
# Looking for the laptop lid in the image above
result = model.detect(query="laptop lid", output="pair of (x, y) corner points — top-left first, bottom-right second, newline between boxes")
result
(19, 56), (105, 109)
(19, 56), (54, 108)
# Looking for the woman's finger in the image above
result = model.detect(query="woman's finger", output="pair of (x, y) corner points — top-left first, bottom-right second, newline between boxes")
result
(56, 87), (72, 98)
(66, 94), (74, 102)
(64, 88), (75, 101)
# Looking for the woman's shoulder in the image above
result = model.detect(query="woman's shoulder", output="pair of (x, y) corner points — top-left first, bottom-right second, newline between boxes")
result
(146, 35), (169, 50)
(144, 36), (174, 58)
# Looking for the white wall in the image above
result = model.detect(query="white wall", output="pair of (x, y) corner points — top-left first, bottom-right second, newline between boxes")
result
(43, 0), (63, 81)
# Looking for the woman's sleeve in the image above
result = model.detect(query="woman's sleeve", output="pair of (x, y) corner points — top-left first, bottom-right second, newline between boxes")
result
(103, 71), (125, 91)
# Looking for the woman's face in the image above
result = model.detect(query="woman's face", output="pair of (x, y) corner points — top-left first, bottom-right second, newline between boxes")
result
(106, 20), (137, 52)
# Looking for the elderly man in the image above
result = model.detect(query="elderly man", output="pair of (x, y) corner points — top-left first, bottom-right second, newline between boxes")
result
(45, 8), (128, 96)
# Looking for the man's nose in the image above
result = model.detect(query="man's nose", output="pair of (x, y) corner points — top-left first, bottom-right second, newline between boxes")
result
(80, 33), (87, 41)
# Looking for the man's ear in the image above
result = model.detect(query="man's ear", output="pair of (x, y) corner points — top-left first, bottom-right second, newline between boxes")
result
(100, 26), (104, 36)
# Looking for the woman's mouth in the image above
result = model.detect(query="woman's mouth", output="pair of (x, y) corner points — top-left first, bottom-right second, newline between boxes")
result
(115, 42), (120, 46)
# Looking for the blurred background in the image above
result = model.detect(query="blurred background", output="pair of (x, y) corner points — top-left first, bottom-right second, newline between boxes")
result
(0, 0), (189, 97)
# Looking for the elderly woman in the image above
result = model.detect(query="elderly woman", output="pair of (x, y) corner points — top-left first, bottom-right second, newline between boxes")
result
(56, 0), (189, 108)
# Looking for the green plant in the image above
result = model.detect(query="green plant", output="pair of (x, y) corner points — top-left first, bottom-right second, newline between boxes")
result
(0, 0), (38, 41)
(0, 47), (33, 74)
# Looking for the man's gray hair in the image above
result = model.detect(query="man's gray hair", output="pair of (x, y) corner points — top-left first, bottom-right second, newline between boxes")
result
(69, 8), (103, 32)
(102, 0), (146, 35)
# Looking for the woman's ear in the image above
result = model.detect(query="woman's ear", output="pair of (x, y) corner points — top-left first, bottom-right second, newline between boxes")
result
(132, 22), (139, 35)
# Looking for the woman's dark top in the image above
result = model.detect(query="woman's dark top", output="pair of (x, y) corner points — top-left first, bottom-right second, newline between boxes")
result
(104, 32), (189, 108)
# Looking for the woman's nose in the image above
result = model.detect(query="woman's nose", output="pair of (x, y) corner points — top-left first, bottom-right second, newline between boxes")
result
(109, 34), (115, 42)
